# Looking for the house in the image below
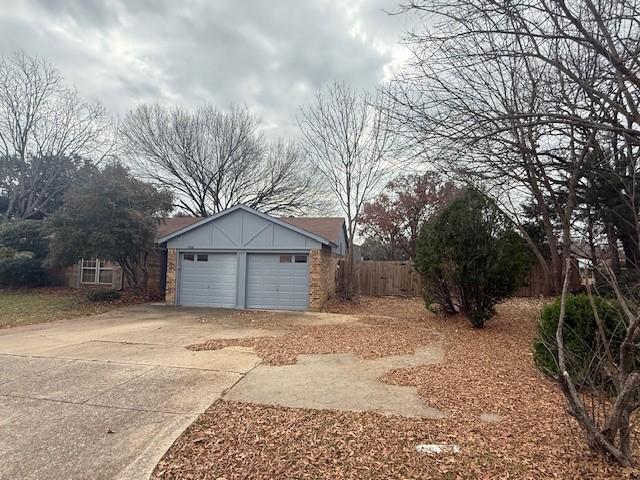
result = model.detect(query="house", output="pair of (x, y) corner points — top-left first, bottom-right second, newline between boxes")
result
(62, 205), (347, 311)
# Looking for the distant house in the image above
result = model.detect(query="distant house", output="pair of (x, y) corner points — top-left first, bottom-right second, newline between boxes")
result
(61, 205), (347, 311)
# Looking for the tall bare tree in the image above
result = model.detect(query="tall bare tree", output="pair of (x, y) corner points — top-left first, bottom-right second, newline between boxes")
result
(121, 103), (324, 216)
(298, 81), (394, 293)
(0, 51), (112, 221)
(393, 0), (640, 465)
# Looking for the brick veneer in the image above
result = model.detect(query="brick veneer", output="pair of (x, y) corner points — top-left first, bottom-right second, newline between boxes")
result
(163, 248), (336, 310)
(309, 249), (340, 311)
(165, 248), (178, 304)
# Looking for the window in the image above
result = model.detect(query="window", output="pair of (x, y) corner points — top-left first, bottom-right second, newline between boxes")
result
(294, 255), (307, 263)
(81, 258), (113, 285)
(197, 254), (208, 262)
(97, 260), (113, 283)
(279, 255), (292, 263)
(81, 258), (96, 283)
(184, 253), (195, 261)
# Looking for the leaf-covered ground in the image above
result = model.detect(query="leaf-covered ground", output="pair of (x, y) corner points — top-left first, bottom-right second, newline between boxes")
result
(154, 297), (637, 479)
(0, 287), (143, 329)
(188, 317), (440, 365)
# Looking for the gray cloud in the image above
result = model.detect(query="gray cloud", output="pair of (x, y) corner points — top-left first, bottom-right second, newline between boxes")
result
(0, 0), (407, 137)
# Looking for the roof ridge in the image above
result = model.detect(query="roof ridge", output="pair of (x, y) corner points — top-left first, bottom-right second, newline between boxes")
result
(280, 216), (344, 219)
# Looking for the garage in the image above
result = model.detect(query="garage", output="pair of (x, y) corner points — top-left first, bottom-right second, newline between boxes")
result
(246, 253), (309, 310)
(159, 205), (346, 311)
(178, 252), (237, 307)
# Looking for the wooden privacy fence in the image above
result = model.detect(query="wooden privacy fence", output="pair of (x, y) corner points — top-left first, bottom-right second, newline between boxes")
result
(339, 260), (422, 297)
(339, 260), (576, 298)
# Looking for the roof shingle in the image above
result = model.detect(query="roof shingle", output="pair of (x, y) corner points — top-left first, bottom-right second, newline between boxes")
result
(156, 216), (201, 240)
(280, 217), (345, 244)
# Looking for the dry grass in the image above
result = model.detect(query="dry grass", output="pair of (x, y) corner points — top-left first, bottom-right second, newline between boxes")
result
(154, 296), (638, 479)
(0, 287), (143, 329)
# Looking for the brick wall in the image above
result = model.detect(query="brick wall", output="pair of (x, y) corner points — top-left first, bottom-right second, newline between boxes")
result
(309, 249), (339, 311)
(165, 248), (178, 304)
(55, 248), (166, 296)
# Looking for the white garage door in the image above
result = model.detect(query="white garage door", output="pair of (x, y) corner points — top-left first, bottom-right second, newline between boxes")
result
(246, 254), (309, 310)
(178, 252), (237, 307)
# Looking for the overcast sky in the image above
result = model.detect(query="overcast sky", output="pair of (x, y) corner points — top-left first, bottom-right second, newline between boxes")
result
(0, 0), (410, 137)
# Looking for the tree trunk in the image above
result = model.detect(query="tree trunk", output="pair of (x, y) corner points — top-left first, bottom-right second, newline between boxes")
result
(606, 223), (621, 272)
(343, 241), (356, 299)
(120, 257), (139, 293)
(620, 232), (640, 270)
(437, 279), (456, 314)
(141, 251), (149, 294)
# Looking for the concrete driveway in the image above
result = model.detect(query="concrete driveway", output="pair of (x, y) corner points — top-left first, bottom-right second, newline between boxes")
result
(0, 304), (296, 480)
(0, 304), (445, 480)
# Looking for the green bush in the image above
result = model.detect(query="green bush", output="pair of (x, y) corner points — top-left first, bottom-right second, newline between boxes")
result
(85, 289), (122, 302)
(414, 189), (531, 327)
(533, 294), (627, 385)
(0, 220), (50, 288)
(0, 220), (49, 258)
(0, 257), (47, 287)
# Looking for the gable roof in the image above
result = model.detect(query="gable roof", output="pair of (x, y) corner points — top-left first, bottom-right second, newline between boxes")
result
(156, 204), (337, 247)
(156, 216), (201, 240)
(280, 217), (346, 244)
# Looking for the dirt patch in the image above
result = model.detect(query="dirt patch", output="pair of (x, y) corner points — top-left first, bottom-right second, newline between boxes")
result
(188, 319), (439, 365)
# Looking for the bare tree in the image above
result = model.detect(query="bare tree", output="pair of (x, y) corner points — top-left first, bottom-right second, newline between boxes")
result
(0, 51), (112, 221)
(386, 8), (590, 294)
(388, 0), (640, 295)
(392, 0), (640, 465)
(298, 81), (394, 294)
(551, 255), (640, 466)
(121, 103), (325, 216)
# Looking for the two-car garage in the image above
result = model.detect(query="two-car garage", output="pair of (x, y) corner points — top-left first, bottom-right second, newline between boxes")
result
(159, 205), (342, 311)
(178, 252), (309, 310)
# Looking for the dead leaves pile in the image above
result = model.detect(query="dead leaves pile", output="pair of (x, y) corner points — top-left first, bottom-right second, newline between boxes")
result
(154, 401), (479, 480)
(188, 319), (439, 365)
(156, 296), (637, 479)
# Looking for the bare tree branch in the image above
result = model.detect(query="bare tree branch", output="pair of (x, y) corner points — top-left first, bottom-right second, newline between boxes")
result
(122, 103), (327, 217)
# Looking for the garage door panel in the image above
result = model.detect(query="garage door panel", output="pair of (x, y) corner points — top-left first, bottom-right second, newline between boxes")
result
(179, 253), (237, 307)
(246, 254), (309, 310)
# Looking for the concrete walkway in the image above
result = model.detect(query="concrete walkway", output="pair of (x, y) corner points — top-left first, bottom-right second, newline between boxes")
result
(224, 346), (445, 418)
(0, 305), (270, 480)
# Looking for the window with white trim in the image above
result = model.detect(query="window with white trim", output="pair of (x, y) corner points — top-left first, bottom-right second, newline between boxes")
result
(81, 258), (113, 285)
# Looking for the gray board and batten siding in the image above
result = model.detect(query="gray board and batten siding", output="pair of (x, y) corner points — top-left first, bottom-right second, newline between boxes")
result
(158, 205), (334, 310)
